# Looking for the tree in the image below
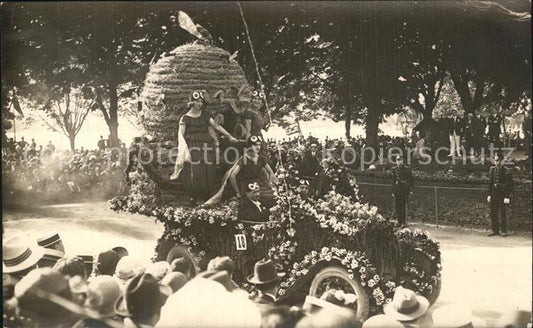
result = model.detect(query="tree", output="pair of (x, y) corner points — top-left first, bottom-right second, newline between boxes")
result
(41, 88), (95, 151)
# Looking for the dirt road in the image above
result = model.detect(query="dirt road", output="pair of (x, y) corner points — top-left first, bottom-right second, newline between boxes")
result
(3, 202), (531, 326)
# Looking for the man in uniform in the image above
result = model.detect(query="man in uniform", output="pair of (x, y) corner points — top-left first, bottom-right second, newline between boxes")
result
(487, 152), (514, 236)
(391, 154), (414, 227)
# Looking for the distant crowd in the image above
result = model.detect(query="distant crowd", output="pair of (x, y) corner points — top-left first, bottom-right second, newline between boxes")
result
(2, 136), (127, 199)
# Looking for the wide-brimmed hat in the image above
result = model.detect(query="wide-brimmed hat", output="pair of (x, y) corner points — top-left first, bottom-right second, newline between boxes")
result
(3, 237), (46, 274)
(145, 261), (172, 282)
(160, 272), (188, 294)
(114, 272), (172, 317)
(432, 304), (487, 328)
(114, 256), (146, 286)
(86, 275), (121, 317)
(111, 246), (129, 260)
(362, 314), (403, 328)
(247, 259), (285, 285)
(197, 270), (236, 292)
(36, 233), (65, 254)
(383, 287), (429, 321)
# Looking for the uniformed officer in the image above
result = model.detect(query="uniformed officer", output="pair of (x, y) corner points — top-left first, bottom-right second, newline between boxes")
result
(391, 154), (414, 227)
(487, 152), (514, 236)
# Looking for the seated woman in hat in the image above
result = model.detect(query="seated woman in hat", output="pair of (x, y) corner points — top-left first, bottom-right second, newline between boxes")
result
(229, 136), (277, 203)
(206, 135), (277, 206)
(238, 181), (270, 222)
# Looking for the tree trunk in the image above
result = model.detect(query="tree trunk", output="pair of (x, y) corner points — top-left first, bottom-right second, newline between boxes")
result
(345, 81), (354, 139)
(69, 133), (76, 152)
(365, 101), (380, 151)
(108, 81), (119, 147)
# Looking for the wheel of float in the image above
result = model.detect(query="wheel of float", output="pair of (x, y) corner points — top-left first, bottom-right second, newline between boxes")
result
(412, 249), (441, 305)
(309, 266), (370, 321)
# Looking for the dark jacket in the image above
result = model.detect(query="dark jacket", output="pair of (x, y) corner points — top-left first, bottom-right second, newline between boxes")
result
(446, 116), (464, 135)
(391, 164), (414, 194)
(313, 170), (332, 199)
(489, 166), (514, 197)
(238, 198), (270, 222)
(299, 151), (320, 178)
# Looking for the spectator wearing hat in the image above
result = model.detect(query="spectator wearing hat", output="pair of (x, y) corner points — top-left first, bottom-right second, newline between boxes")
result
(196, 270), (237, 292)
(115, 272), (171, 328)
(3, 236), (46, 279)
(432, 303), (486, 328)
(238, 181), (270, 222)
(445, 110), (464, 157)
(487, 152), (514, 236)
(165, 245), (196, 279)
(248, 259), (285, 315)
(96, 250), (120, 276)
(37, 232), (65, 254)
(207, 256), (239, 290)
(15, 268), (80, 327)
(159, 272), (188, 294)
(313, 159), (333, 199)
(54, 256), (87, 279)
(391, 154), (414, 227)
(383, 286), (429, 323)
(98, 136), (107, 151)
(79, 276), (121, 324)
(113, 256), (146, 288)
(157, 277), (261, 328)
(145, 261), (171, 282)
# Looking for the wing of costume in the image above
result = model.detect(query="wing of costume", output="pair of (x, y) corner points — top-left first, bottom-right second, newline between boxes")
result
(170, 132), (191, 180)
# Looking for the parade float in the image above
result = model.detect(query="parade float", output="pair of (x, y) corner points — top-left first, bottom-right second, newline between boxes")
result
(110, 18), (441, 321)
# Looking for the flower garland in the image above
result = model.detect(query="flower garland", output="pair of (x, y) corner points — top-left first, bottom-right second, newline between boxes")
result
(277, 246), (397, 309)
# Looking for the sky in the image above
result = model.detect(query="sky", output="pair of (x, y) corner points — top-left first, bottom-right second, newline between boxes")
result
(7, 112), (406, 151)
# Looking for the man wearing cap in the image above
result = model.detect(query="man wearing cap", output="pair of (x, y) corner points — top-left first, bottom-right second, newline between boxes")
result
(238, 181), (270, 222)
(391, 154), (414, 227)
(487, 152), (514, 236)
(248, 259), (285, 314)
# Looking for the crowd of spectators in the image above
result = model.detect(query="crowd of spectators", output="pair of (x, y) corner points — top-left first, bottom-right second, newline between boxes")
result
(3, 232), (531, 328)
(2, 136), (127, 200)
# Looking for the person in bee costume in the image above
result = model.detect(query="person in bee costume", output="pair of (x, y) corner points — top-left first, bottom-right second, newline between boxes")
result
(487, 152), (514, 236)
(238, 181), (270, 222)
(170, 90), (237, 201)
(391, 154), (414, 227)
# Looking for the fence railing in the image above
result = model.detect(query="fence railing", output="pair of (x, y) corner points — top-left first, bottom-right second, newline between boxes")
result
(355, 180), (531, 231)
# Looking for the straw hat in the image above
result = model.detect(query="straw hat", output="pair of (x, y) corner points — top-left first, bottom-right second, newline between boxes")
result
(3, 237), (46, 274)
(383, 287), (429, 321)
(432, 304), (487, 328)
